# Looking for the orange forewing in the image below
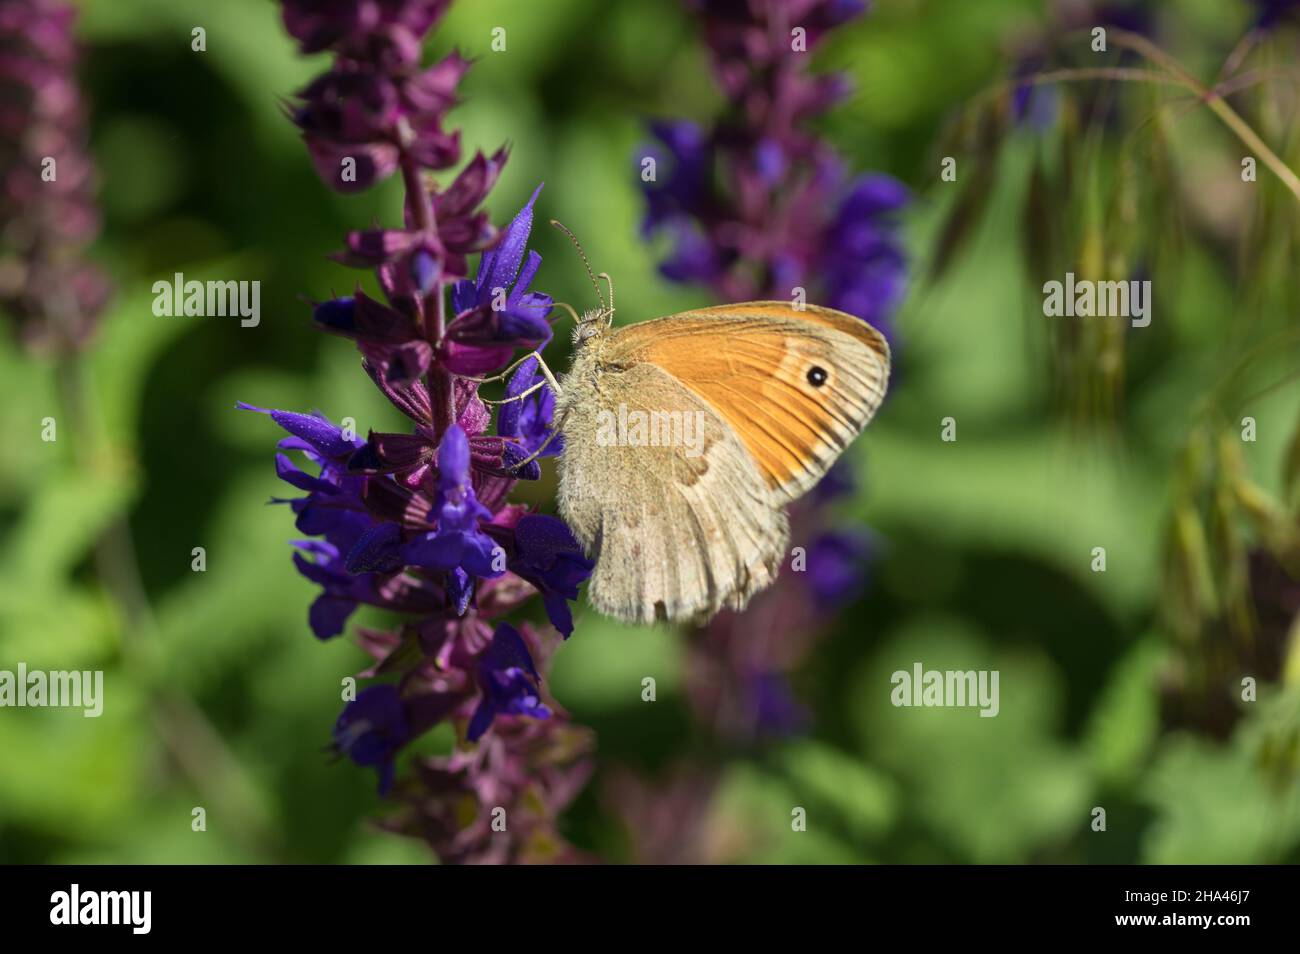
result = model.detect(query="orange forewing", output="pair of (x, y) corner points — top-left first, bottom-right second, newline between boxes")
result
(605, 301), (890, 501)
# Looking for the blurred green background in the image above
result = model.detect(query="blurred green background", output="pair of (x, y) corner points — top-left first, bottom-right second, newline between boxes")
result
(1, 0), (1298, 864)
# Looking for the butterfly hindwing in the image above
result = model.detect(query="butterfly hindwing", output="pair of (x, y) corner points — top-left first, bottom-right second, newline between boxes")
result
(555, 357), (786, 624)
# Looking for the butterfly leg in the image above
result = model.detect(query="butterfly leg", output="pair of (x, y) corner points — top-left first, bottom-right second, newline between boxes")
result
(503, 408), (570, 473)
(456, 350), (550, 385)
(481, 380), (547, 405)
(478, 352), (564, 405)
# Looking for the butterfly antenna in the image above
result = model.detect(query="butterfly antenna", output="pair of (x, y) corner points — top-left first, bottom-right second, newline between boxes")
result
(550, 219), (607, 313)
(551, 302), (582, 327)
(597, 272), (615, 316)
(515, 298), (579, 327)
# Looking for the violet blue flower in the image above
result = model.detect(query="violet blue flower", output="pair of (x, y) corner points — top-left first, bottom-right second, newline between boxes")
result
(508, 514), (594, 638)
(255, 0), (595, 865)
(401, 425), (503, 588)
(312, 289), (434, 385)
(466, 623), (552, 741)
(446, 184), (554, 375)
(497, 355), (562, 480)
(334, 684), (412, 794)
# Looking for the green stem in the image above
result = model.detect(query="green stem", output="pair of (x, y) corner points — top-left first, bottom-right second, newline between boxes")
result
(1109, 28), (1300, 205)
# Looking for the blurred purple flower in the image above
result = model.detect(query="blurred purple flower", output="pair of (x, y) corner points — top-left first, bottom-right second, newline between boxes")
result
(605, 766), (721, 865)
(1010, 54), (1059, 128)
(823, 173), (910, 341)
(394, 710), (594, 863)
(810, 458), (857, 506)
(630, 0), (900, 752)
(281, 0), (451, 56)
(807, 528), (875, 608)
(1250, 0), (1300, 28)
(0, 0), (110, 351)
(289, 43), (467, 191)
(1009, 2), (1158, 131)
(641, 119), (713, 237)
(751, 671), (811, 736)
(636, 5), (907, 337)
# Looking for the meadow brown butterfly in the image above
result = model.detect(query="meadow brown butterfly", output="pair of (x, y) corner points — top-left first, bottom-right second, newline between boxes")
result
(516, 223), (890, 625)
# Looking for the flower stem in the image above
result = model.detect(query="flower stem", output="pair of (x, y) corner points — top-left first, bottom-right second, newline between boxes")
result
(397, 133), (455, 438)
(1013, 67), (1188, 90)
(397, 119), (434, 235)
(996, 31), (1300, 206)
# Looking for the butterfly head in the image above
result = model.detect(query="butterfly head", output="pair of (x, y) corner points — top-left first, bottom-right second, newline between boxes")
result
(572, 307), (611, 347)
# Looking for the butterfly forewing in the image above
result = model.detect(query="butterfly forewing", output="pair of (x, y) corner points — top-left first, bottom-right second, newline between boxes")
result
(603, 301), (891, 503)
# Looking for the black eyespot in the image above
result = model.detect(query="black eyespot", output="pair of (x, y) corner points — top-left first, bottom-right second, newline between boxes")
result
(807, 365), (828, 387)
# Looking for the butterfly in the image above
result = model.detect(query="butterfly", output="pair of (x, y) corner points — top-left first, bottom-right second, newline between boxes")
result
(504, 224), (890, 625)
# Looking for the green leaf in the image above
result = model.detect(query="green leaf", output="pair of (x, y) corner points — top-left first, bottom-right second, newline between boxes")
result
(0, 466), (134, 592)
(90, 257), (262, 450)
(776, 740), (898, 841)
(152, 471), (319, 693)
(1143, 729), (1300, 864)
(851, 617), (1092, 862)
(548, 611), (681, 712)
(0, 680), (147, 837)
(1082, 639), (1165, 785)
(711, 762), (873, 864)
